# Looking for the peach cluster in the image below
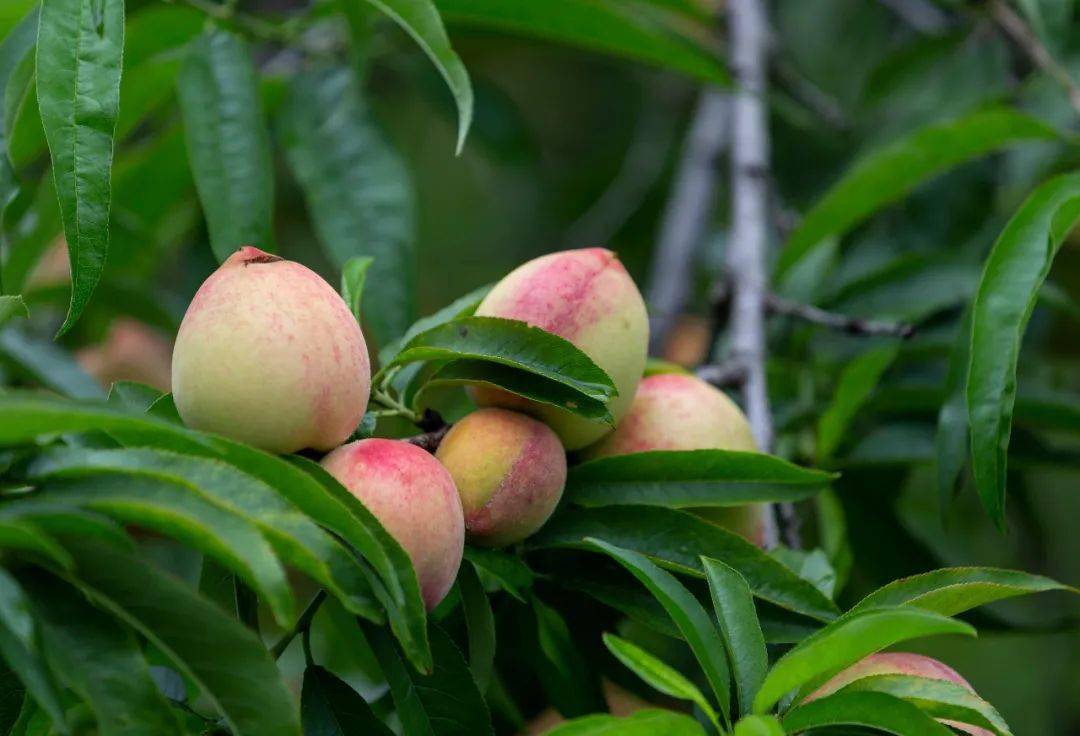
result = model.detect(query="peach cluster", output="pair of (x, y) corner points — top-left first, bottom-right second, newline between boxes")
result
(171, 246), (770, 608)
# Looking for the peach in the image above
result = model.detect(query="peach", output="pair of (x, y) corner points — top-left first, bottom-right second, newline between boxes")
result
(584, 373), (772, 547)
(321, 439), (464, 610)
(76, 318), (174, 391)
(473, 248), (649, 450)
(803, 652), (993, 736)
(172, 247), (370, 454)
(436, 408), (566, 547)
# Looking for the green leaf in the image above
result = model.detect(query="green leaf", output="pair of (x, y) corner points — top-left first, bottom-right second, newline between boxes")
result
(531, 596), (605, 717)
(782, 691), (954, 735)
(177, 30), (274, 262)
(586, 539), (730, 721)
(0, 6), (36, 267)
(935, 308), (972, 519)
(0, 328), (104, 399)
(19, 573), (184, 736)
(367, 623), (493, 736)
(381, 316), (616, 403)
(752, 607), (975, 713)
(28, 446), (381, 622)
(732, 715), (784, 736)
(59, 536), (301, 736)
(531, 505), (839, 622)
(458, 562), (495, 693)
(849, 567), (1074, 616)
(775, 108), (1059, 278)
(378, 283), (490, 366)
(0, 295), (28, 326)
(0, 570), (67, 734)
(817, 345), (900, 460)
(341, 256), (374, 326)
(967, 172), (1080, 528)
(566, 450), (834, 508)
(702, 557), (767, 716)
(278, 64), (415, 348)
(462, 546), (533, 603)
(436, 0), (728, 85)
(353, 0), (472, 151)
(0, 518), (72, 570)
(36, 0), (124, 335)
(106, 380), (164, 413)
(301, 665), (393, 736)
(546, 709), (707, 736)
(415, 359), (613, 422)
(26, 471), (296, 627)
(837, 674), (1011, 736)
(601, 633), (719, 730)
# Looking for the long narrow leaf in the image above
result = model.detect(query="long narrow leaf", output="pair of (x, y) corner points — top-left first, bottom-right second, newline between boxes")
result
(702, 557), (767, 716)
(783, 691), (954, 735)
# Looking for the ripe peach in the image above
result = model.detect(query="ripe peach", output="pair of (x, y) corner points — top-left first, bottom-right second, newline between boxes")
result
(473, 248), (649, 450)
(436, 408), (566, 546)
(584, 373), (772, 547)
(803, 652), (993, 736)
(172, 247), (370, 454)
(321, 438), (464, 610)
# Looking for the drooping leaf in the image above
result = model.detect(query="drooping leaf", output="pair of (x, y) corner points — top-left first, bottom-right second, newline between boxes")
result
(775, 108), (1059, 278)
(586, 539), (730, 721)
(601, 633), (720, 730)
(545, 709), (707, 736)
(341, 256), (374, 326)
(36, 0), (125, 335)
(352, 0), (472, 151)
(849, 567), (1074, 616)
(435, 0), (728, 85)
(531, 596), (605, 717)
(531, 505), (839, 621)
(301, 665), (393, 736)
(19, 573), (184, 736)
(278, 64), (415, 348)
(367, 623), (493, 736)
(457, 562), (495, 693)
(967, 172), (1080, 528)
(752, 607), (975, 713)
(817, 345), (900, 460)
(380, 316), (616, 403)
(177, 30), (274, 262)
(566, 450), (834, 508)
(836, 674), (1011, 736)
(782, 691), (954, 735)
(702, 557), (767, 716)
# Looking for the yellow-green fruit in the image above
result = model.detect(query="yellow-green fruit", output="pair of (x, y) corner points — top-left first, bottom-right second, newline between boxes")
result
(584, 372), (772, 547)
(172, 247), (370, 454)
(321, 438), (464, 610)
(473, 248), (649, 450)
(436, 408), (567, 547)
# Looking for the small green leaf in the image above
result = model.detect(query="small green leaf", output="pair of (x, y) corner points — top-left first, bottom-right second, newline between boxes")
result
(532, 597), (605, 717)
(301, 665), (393, 736)
(967, 172), (1080, 528)
(0, 295), (28, 326)
(458, 563), (495, 693)
(36, 0), (125, 335)
(177, 30), (274, 262)
(849, 567), (1074, 616)
(567, 450), (835, 508)
(702, 557), (767, 716)
(545, 709), (707, 736)
(381, 316), (616, 403)
(341, 256), (374, 326)
(818, 345), (900, 460)
(278, 64), (415, 348)
(753, 607), (975, 713)
(837, 674), (1011, 736)
(586, 539), (730, 722)
(436, 0), (728, 85)
(732, 715), (784, 736)
(106, 380), (164, 414)
(775, 108), (1059, 278)
(602, 633), (719, 730)
(353, 0), (472, 151)
(378, 283), (490, 366)
(782, 691), (954, 735)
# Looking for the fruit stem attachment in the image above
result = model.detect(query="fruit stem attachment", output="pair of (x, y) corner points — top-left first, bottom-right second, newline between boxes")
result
(270, 590), (327, 660)
(371, 387), (421, 425)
